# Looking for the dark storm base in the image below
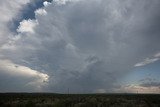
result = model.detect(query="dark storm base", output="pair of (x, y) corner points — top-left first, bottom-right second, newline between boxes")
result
(0, 93), (160, 107)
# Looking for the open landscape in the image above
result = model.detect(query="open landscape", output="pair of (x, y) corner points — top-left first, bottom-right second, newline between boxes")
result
(0, 93), (160, 107)
(1, 0), (160, 107)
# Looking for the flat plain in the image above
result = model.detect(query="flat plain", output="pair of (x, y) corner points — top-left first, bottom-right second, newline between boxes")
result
(0, 93), (160, 107)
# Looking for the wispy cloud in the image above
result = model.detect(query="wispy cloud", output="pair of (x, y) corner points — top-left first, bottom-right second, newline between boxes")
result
(134, 58), (159, 67)
(134, 52), (160, 67)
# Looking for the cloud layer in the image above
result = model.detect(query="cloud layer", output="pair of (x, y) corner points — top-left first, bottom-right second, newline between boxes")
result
(117, 77), (160, 93)
(0, 0), (160, 93)
(0, 60), (49, 92)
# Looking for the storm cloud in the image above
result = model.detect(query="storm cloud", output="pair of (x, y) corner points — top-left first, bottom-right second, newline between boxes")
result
(0, 0), (160, 93)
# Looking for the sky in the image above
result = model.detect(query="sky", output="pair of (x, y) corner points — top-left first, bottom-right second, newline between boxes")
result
(0, 0), (160, 93)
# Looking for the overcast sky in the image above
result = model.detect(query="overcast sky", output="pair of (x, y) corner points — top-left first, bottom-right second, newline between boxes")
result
(0, 0), (160, 93)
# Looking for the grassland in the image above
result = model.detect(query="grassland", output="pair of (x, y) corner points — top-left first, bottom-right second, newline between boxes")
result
(0, 93), (160, 107)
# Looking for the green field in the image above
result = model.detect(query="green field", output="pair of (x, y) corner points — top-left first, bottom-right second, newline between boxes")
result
(0, 93), (160, 107)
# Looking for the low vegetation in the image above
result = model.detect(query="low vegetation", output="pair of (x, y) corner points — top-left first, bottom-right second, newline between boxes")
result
(0, 93), (160, 107)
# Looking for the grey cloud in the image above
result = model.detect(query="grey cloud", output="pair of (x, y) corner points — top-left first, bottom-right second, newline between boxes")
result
(0, 60), (49, 92)
(139, 77), (160, 88)
(1, 0), (160, 92)
(140, 82), (160, 88)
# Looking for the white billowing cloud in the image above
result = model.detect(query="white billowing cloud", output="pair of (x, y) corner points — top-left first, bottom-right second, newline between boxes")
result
(43, 1), (51, 7)
(0, 59), (49, 91)
(35, 8), (47, 16)
(17, 19), (38, 33)
(54, 0), (81, 5)
(0, 0), (31, 46)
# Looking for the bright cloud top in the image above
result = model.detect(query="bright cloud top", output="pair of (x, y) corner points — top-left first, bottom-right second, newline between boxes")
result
(17, 19), (38, 33)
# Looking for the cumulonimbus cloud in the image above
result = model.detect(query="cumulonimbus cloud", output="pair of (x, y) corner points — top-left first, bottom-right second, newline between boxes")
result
(0, 0), (160, 93)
